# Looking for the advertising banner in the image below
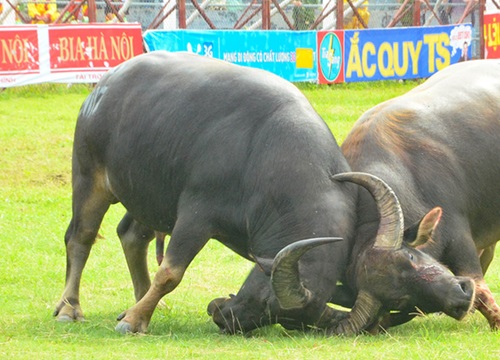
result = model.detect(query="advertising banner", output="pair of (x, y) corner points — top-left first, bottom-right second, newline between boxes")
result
(0, 23), (143, 87)
(342, 25), (473, 82)
(344, 24), (472, 82)
(0, 25), (40, 87)
(143, 30), (318, 82)
(484, 14), (500, 59)
(317, 31), (344, 84)
(1, 24), (477, 87)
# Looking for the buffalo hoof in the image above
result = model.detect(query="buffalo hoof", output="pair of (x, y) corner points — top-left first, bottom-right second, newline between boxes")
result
(56, 314), (77, 322)
(115, 311), (149, 334)
(115, 320), (134, 334)
(53, 302), (85, 322)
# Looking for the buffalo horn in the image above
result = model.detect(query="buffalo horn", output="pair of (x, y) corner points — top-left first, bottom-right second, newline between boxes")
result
(271, 237), (343, 310)
(333, 172), (404, 250)
(334, 290), (382, 335)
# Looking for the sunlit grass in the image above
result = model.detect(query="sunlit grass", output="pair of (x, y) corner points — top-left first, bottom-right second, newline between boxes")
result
(1, 82), (498, 359)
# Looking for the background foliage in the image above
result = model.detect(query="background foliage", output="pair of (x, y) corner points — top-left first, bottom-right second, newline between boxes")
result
(1, 82), (498, 359)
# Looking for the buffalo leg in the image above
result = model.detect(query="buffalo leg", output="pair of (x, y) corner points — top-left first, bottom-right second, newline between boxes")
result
(115, 214), (211, 333)
(472, 246), (500, 329)
(117, 213), (156, 302)
(437, 228), (500, 330)
(479, 244), (496, 275)
(54, 176), (111, 322)
(474, 279), (500, 330)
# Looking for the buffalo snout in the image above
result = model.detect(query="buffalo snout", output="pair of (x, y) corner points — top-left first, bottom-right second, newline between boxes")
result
(207, 295), (270, 334)
(443, 276), (475, 320)
(207, 296), (234, 333)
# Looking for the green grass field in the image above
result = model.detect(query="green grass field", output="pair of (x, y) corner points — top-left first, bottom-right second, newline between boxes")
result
(1, 82), (499, 359)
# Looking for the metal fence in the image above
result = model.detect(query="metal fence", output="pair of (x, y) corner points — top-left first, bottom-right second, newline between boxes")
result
(129, 0), (480, 31)
(1, 0), (481, 56)
(2, 0), (480, 29)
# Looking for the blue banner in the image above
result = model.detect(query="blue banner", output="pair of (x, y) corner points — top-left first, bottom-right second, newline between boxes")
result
(143, 26), (473, 83)
(344, 24), (473, 82)
(143, 30), (318, 82)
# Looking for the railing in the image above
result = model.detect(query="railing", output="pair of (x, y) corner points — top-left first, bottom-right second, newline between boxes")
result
(0, 0), (489, 57)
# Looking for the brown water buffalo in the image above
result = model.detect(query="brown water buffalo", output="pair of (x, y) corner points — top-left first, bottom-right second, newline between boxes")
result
(276, 59), (500, 332)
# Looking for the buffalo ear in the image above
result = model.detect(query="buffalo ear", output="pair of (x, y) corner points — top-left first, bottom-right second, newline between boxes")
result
(406, 207), (442, 247)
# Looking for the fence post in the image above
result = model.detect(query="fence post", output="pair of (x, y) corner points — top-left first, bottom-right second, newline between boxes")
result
(178, 0), (186, 28)
(413, 0), (420, 26)
(336, 0), (343, 29)
(262, 0), (271, 29)
(88, 0), (96, 22)
(479, 0), (485, 59)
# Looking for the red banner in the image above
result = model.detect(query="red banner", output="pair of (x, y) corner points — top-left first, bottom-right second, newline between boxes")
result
(0, 25), (40, 85)
(0, 23), (143, 87)
(49, 24), (143, 72)
(484, 13), (500, 59)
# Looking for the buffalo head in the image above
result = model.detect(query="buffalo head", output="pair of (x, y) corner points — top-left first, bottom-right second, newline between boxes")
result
(272, 172), (475, 335)
(208, 238), (349, 334)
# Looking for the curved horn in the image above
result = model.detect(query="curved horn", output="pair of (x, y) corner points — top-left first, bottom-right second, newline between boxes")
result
(271, 237), (343, 310)
(333, 172), (404, 249)
(334, 290), (383, 336)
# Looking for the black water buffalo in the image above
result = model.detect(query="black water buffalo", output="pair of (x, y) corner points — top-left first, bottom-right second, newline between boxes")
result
(291, 59), (500, 332)
(53, 51), (474, 335)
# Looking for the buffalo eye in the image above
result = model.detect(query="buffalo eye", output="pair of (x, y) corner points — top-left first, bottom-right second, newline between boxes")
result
(409, 253), (414, 261)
